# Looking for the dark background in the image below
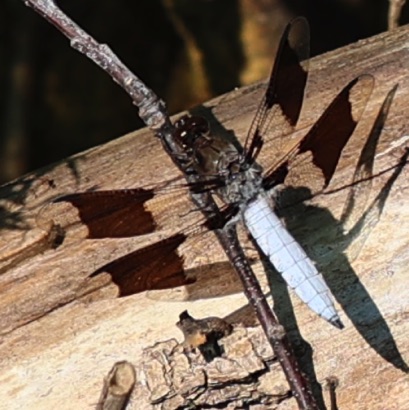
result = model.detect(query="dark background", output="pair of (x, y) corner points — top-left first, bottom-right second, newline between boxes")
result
(1, 0), (407, 183)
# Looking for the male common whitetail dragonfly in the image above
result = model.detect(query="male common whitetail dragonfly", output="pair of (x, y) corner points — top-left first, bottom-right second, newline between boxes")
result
(38, 17), (373, 329)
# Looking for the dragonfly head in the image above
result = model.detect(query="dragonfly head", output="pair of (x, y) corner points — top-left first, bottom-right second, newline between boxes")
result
(174, 115), (210, 150)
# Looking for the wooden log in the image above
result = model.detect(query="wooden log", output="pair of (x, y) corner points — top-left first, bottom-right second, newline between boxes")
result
(0, 23), (408, 409)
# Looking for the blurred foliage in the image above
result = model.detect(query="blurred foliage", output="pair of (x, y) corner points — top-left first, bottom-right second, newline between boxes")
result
(0, 0), (408, 183)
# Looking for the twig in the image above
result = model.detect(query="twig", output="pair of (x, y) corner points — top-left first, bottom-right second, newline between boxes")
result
(388, 0), (407, 29)
(23, 1), (319, 408)
(96, 361), (136, 410)
(324, 376), (339, 410)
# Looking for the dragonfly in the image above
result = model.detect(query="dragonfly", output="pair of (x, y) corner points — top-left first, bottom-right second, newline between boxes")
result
(37, 17), (373, 329)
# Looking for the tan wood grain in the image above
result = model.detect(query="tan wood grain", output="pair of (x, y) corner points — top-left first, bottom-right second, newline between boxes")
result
(0, 24), (408, 409)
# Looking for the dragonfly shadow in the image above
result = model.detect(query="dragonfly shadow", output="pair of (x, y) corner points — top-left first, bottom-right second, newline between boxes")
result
(148, 260), (244, 302)
(188, 83), (408, 409)
(189, 104), (331, 406)
(276, 155), (409, 374)
(193, 84), (409, 374)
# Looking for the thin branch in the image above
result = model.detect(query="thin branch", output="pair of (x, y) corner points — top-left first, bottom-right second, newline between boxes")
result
(23, 1), (319, 408)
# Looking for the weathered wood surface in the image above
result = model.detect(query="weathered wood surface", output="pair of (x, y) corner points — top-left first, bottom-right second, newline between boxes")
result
(0, 23), (408, 410)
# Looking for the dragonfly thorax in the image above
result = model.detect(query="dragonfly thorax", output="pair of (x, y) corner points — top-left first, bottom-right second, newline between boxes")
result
(217, 159), (263, 205)
(174, 115), (263, 206)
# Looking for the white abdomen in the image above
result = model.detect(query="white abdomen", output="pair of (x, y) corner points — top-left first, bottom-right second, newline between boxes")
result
(243, 194), (342, 328)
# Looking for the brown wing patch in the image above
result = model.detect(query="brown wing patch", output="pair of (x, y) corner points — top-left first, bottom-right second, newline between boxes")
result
(244, 17), (309, 164)
(264, 74), (374, 195)
(90, 233), (193, 296)
(37, 189), (157, 240)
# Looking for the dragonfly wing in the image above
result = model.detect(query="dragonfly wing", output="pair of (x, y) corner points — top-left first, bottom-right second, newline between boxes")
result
(341, 84), (398, 230)
(90, 233), (194, 296)
(37, 189), (157, 239)
(263, 74), (375, 196)
(36, 178), (215, 240)
(244, 17), (310, 165)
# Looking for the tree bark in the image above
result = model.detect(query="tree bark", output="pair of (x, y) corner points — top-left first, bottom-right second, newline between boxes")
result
(0, 24), (408, 409)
